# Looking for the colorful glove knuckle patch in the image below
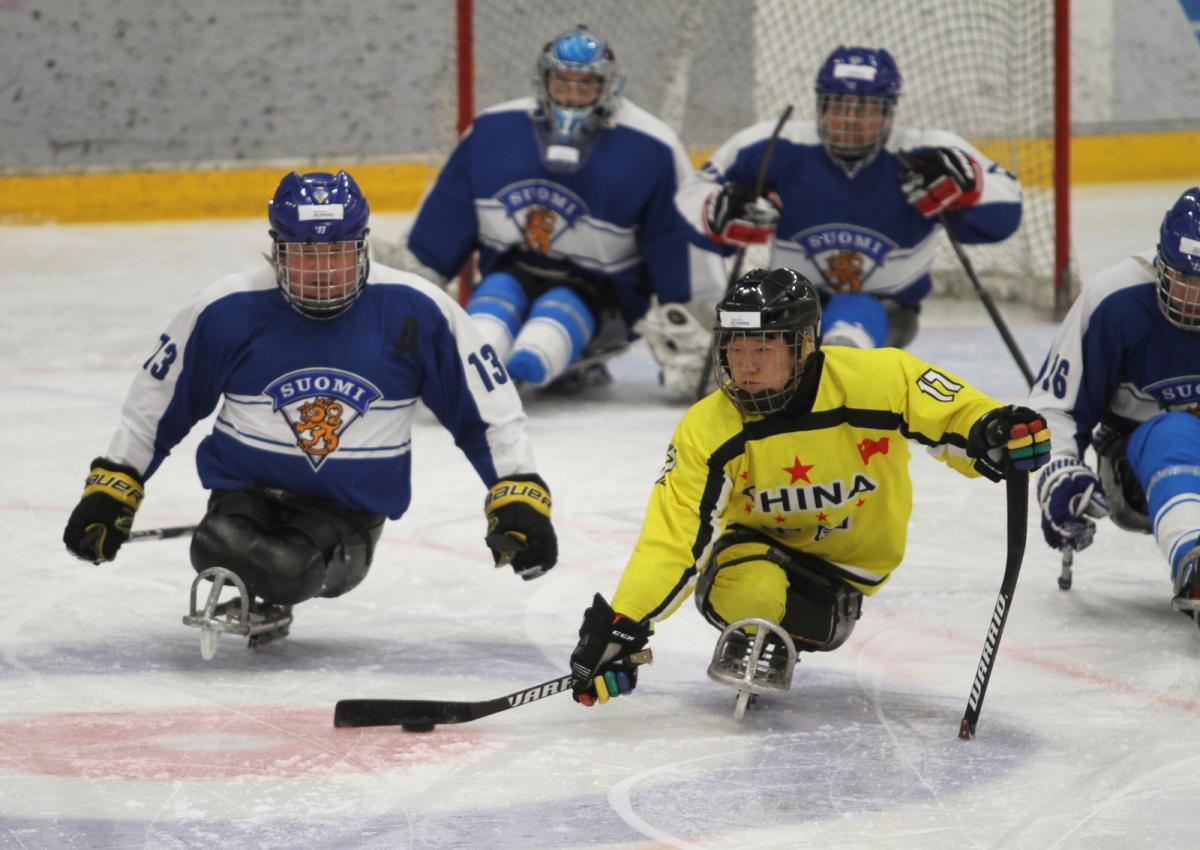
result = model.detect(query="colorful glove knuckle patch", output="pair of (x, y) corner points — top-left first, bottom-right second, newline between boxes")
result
(1007, 419), (1051, 471)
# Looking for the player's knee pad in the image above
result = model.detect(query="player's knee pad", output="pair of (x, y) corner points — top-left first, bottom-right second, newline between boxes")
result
(821, 292), (888, 349)
(191, 511), (325, 605)
(191, 489), (384, 605)
(696, 529), (863, 652)
(1128, 414), (1200, 573)
(508, 286), (597, 386)
(467, 272), (529, 359)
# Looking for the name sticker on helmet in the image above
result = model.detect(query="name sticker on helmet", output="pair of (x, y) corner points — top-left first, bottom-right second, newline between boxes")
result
(1179, 235), (1200, 257)
(833, 63), (877, 82)
(297, 205), (346, 221)
(720, 311), (762, 329)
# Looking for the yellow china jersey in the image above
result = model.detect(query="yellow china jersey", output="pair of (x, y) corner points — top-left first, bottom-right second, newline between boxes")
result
(612, 346), (1003, 623)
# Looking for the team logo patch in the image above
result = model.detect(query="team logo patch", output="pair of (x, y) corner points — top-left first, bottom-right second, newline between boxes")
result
(263, 369), (382, 471)
(1144, 374), (1200, 412)
(498, 180), (588, 255)
(794, 224), (897, 293)
(656, 443), (677, 486)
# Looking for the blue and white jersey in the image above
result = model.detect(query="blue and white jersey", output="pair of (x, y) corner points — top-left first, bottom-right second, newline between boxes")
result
(1027, 252), (1200, 458)
(675, 120), (1022, 306)
(106, 263), (537, 519)
(407, 96), (725, 324)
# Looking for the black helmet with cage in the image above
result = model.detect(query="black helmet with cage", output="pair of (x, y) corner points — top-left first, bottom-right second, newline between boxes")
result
(713, 268), (822, 416)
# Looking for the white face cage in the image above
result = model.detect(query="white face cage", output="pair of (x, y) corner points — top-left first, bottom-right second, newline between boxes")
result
(714, 329), (816, 417)
(1156, 255), (1200, 331)
(272, 239), (368, 320)
(817, 94), (895, 173)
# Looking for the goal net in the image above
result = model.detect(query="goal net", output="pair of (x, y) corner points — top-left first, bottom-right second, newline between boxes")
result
(442, 0), (1067, 311)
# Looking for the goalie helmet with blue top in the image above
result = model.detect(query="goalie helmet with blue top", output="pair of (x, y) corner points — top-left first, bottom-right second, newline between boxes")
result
(267, 170), (370, 320)
(1155, 186), (1200, 331)
(814, 46), (902, 174)
(533, 25), (624, 170)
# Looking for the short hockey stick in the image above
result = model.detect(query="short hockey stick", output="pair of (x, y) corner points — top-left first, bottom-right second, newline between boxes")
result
(959, 472), (1029, 739)
(334, 649), (652, 730)
(130, 524), (198, 542)
(1056, 485), (1097, 591)
(694, 104), (794, 401)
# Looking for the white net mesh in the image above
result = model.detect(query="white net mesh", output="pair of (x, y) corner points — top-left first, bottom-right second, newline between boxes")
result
(445, 0), (1066, 309)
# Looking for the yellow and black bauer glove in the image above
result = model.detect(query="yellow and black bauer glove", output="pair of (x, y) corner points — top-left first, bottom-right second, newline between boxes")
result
(484, 473), (557, 580)
(63, 457), (144, 563)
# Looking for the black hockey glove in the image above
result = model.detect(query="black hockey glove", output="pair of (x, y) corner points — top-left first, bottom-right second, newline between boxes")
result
(898, 146), (982, 218)
(570, 593), (652, 706)
(484, 474), (557, 580)
(966, 405), (1052, 482)
(63, 457), (145, 563)
(704, 182), (782, 247)
(1036, 457), (1109, 551)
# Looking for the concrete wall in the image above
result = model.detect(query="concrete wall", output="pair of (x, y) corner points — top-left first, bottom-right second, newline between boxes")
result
(5, 0), (1200, 172)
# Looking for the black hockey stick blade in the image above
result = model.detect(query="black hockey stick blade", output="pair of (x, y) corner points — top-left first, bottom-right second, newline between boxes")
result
(130, 524), (198, 542)
(334, 649), (654, 729)
(334, 673), (574, 728)
(959, 473), (1029, 739)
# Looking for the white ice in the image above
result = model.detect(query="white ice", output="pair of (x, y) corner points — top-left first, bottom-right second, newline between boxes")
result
(2, 182), (1198, 850)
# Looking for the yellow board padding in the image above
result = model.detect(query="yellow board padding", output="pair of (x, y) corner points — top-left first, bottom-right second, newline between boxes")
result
(0, 161), (439, 225)
(3, 130), (1198, 225)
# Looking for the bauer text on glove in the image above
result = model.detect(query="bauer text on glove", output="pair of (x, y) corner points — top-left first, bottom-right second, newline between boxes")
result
(484, 474), (557, 579)
(63, 457), (144, 563)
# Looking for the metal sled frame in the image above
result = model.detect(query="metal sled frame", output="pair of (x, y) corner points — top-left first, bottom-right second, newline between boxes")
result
(707, 617), (798, 720)
(182, 566), (293, 660)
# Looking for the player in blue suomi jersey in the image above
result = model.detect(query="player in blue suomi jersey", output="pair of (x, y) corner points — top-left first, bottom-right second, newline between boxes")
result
(391, 25), (725, 398)
(63, 171), (558, 657)
(1028, 187), (1200, 630)
(675, 45), (1023, 350)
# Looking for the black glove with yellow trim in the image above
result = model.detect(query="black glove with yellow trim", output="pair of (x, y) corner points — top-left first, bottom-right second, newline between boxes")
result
(484, 473), (557, 580)
(570, 593), (652, 706)
(63, 457), (145, 563)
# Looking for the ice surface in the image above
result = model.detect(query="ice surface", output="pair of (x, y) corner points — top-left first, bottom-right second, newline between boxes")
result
(2, 182), (1197, 850)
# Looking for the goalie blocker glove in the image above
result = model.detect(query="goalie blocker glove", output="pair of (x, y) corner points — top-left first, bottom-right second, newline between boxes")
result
(899, 146), (983, 218)
(484, 474), (557, 580)
(967, 405), (1052, 482)
(63, 457), (145, 563)
(1037, 458), (1110, 552)
(704, 182), (782, 247)
(570, 593), (651, 706)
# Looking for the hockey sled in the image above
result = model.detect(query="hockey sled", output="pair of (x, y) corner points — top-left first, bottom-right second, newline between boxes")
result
(707, 618), (798, 720)
(182, 566), (293, 660)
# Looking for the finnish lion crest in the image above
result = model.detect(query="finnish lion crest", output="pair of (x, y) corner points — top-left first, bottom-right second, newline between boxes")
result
(263, 369), (382, 471)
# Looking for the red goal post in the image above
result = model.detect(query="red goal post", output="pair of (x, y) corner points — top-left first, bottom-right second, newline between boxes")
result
(447, 0), (1073, 315)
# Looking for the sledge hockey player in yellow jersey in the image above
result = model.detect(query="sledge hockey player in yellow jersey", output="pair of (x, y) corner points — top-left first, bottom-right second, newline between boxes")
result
(568, 268), (1051, 713)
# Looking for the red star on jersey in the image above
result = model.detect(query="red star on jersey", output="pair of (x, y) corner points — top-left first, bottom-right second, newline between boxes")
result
(744, 501), (753, 514)
(774, 514), (786, 524)
(783, 456), (814, 484)
(817, 511), (829, 523)
(855, 497), (866, 507)
(739, 470), (750, 481)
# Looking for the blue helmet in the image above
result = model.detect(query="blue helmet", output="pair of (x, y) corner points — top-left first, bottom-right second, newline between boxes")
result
(1155, 186), (1200, 331)
(814, 46), (902, 173)
(267, 171), (371, 320)
(533, 25), (624, 169)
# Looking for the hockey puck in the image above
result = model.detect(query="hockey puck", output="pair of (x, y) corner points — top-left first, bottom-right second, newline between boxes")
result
(401, 722), (436, 733)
